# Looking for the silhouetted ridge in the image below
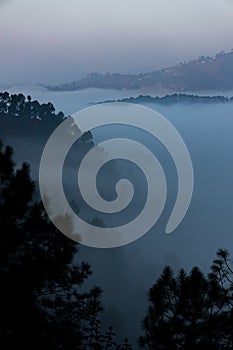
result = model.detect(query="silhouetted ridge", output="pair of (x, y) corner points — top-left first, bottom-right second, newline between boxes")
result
(45, 50), (233, 92)
(102, 93), (233, 105)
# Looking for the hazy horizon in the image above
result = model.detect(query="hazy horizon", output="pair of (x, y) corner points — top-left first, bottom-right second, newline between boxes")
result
(0, 0), (233, 85)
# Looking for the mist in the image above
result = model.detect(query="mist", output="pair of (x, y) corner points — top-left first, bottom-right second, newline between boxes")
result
(1, 88), (233, 345)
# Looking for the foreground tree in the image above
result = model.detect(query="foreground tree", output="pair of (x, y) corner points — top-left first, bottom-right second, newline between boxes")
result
(0, 141), (103, 349)
(0, 141), (132, 350)
(139, 261), (233, 350)
(210, 248), (233, 291)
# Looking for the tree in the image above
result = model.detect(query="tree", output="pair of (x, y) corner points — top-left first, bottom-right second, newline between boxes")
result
(57, 111), (65, 119)
(31, 99), (41, 119)
(0, 141), (102, 349)
(0, 140), (132, 350)
(210, 249), (233, 290)
(0, 92), (10, 115)
(0, 92), (67, 121)
(139, 262), (233, 350)
(209, 249), (233, 347)
(24, 95), (32, 118)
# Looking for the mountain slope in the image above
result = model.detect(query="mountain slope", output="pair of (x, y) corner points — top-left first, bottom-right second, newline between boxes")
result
(45, 50), (233, 92)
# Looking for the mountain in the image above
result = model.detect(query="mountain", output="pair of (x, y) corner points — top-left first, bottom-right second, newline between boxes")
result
(45, 50), (233, 93)
(101, 93), (233, 105)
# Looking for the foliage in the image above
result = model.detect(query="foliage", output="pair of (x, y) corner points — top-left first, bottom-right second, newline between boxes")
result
(0, 141), (130, 349)
(139, 257), (233, 350)
(0, 92), (64, 120)
(116, 93), (231, 105)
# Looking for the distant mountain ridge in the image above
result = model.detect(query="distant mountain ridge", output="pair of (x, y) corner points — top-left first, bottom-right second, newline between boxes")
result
(101, 93), (233, 105)
(45, 50), (233, 92)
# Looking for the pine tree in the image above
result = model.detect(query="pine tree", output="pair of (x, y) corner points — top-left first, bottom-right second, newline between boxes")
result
(0, 141), (102, 349)
(139, 262), (233, 350)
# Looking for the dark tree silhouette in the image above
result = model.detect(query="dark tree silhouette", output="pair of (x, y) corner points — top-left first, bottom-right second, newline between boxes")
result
(210, 249), (233, 290)
(116, 93), (230, 105)
(139, 261), (233, 350)
(0, 141), (132, 350)
(0, 92), (64, 121)
(0, 141), (102, 349)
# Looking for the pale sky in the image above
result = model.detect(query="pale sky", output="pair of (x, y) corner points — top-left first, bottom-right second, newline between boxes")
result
(0, 0), (233, 84)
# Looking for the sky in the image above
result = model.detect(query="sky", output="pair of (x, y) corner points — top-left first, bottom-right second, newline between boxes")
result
(0, 0), (233, 84)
